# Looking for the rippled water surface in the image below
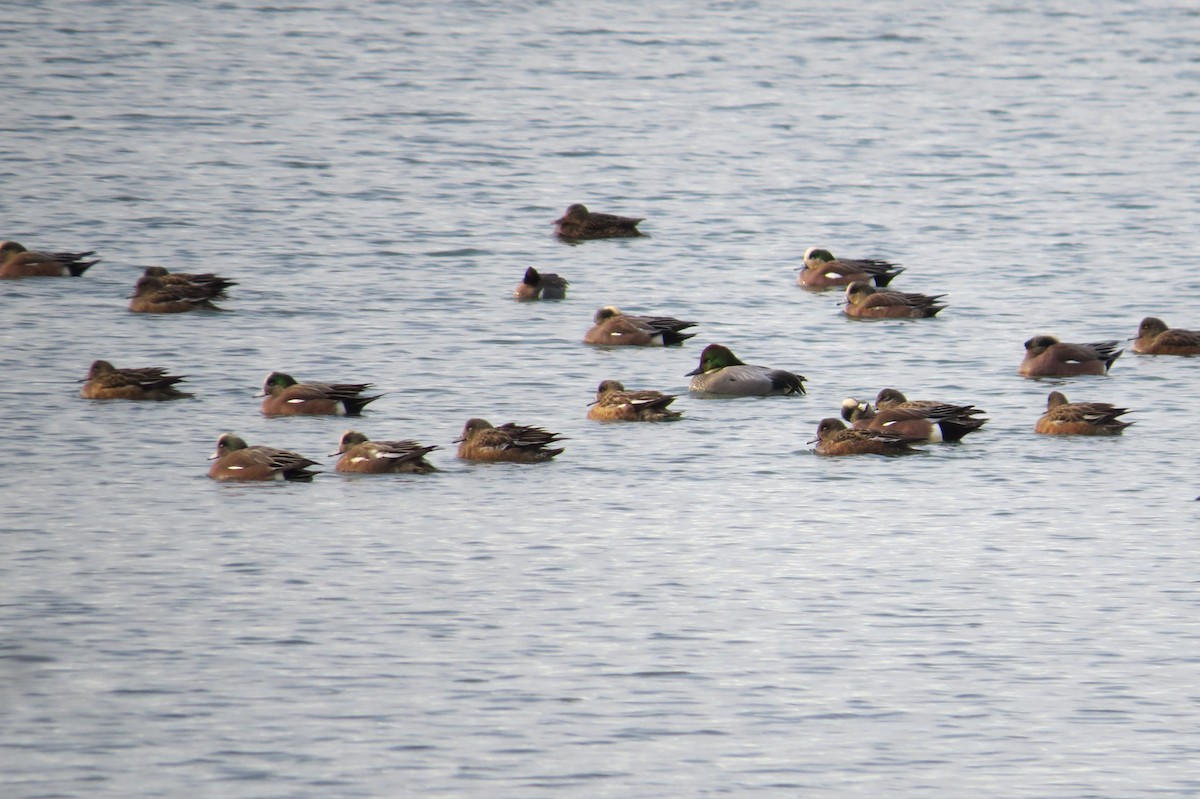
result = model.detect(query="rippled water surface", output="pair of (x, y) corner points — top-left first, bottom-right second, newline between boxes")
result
(3, 1), (1200, 797)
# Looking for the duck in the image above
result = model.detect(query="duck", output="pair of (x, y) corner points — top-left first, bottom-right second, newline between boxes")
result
(141, 266), (237, 298)
(455, 418), (565, 463)
(841, 397), (986, 442)
(1034, 391), (1133, 435)
(810, 418), (926, 456)
(1130, 317), (1200, 355)
(207, 433), (320, 482)
(796, 247), (904, 289)
(553, 203), (644, 240)
(583, 306), (697, 346)
(0, 240), (98, 278)
(686, 344), (806, 396)
(1018, 335), (1122, 377)
(513, 266), (569, 300)
(79, 359), (193, 400)
(587, 380), (682, 422)
(843, 281), (945, 319)
(128, 274), (225, 313)
(258, 371), (382, 416)
(874, 388), (984, 414)
(332, 431), (439, 474)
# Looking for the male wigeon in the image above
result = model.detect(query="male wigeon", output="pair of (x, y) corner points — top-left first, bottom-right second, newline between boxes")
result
(207, 433), (320, 482)
(513, 266), (569, 300)
(843, 281), (945, 319)
(332, 431), (439, 474)
(128, 274), (225, 313)
(79, 359), (192, 400)
(1130, 317), (1200, 355)
(1018, 335), (1122, 377)
(841, 397), (985, 442)
(587, 380), (682, 422)
(1034, 391), (1133, 435)
(553, 203), (644, 240)
(0, 240), (98, 278)
(686, 344), (806, 396)
(796, 247), (904, 289)
(583, 306), (697, 346)
(455, 418), (565, 463)
(810, 417), (926, 456)
(142, 266), (237, 298)
(259, 371), (382, 416)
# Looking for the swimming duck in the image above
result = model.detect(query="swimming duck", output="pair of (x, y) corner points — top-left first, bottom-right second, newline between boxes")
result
(1, 240), (98, 278)
(796, 247), (904, 289)
(513, 266), (569, 300)
(587, 380), (682, 422)
(1130, 317), (1200, 355)
(207, 433), (320, 482)
(333, 431), (439, 474)
(686, 344), (806, 396)
(79, 359), (192, 400)
(553, 203), (644, 240)
(1018, 335), (1122, 377)
(583, 306), (697, 346)
(455, 418), (565, 463)
(843, 281), (945, 319)
(810, 418), (926, 456)
(258, 372), (382, 416)
(1034, 391), (1133, 435)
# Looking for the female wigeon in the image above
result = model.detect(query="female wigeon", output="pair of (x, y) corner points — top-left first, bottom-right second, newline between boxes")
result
(843, 281), (945, 319)
(1130, 317), (1200, 355)
(455, 418), (565, 463)
(207, 433), (320, 482)
(1034, 391), (1133, 435)
(553, 203), (644, 240)
(128, 274), (225, 313)
(333, 431), (439, 474)
(587, 380), (682, 422)
(810, 417), (926, 456)
(513, 266), (569, 300)
(686, 344), (806, 396)
(258, 372), (382, 416)
(1018, 335), (1122, 377)
(583, 306), (697, 346)
(142, 266), (237, 298)
(796, 247), (904, 289)
(79, 359), (192, 400)
(0, 240), (98, 278)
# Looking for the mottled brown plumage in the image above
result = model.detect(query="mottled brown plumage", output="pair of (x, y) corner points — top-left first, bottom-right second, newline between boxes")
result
(843, 281), (945, 318)
(1131, 317), (1200, 355)
(333, 431), (439, 474)
(810, 417), (926, 456)
(1034, 391), (1133, 436)
(455, 418), (565, 463)
(553, 203), (644, 240)
(587, 380), (682, 422)
(79, 359), (192, 400)
(128, 274), (224, 313)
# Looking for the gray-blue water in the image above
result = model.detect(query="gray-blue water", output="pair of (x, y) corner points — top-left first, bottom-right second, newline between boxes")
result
(3, 2), (1200, 797)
